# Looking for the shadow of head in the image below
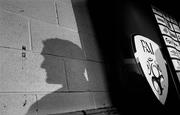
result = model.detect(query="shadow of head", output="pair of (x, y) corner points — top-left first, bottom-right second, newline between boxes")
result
(40, 38), (83, 84)
(25, 38), (84, 115)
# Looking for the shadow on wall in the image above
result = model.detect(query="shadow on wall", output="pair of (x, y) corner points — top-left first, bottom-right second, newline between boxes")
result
(85, 1), (127, 114)
(25, 38), (84, 115)
(72, 0), (125, 114)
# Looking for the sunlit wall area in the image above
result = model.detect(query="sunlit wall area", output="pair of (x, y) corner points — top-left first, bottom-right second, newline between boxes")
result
(0, 0), (112, 115)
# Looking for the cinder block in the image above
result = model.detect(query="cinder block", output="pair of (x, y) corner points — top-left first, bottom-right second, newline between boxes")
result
(31, 19), (85, 59)
(64, 58), (89, 91)
(0, 48), (67, 92)
(24, 52), (67, 92)
(55, 0), (78, 31)
(0, 48), (24, 92)
(79, 32), (102, 61)
(0, 93), (37, 115)
(30, 92), (95, 115)
(86, 61), (108, 91)
(65, 59), (107, 91)
(92, 92), (112, 108)
(0, 0), (57, 24)
(71, 0), (94, 35)
(0, 9), (29, 50)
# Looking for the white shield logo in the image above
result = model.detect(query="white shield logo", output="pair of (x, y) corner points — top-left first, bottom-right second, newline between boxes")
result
(133, 35), (168, 104)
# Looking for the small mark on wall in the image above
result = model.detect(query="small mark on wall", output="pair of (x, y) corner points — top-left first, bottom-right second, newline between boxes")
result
(84, 68), (89, 81)
(1, 103), (7, 111)
(3, 104), (7, 108)
(23, 100), (27, 107)
(19, 9), (25, 13)
(22, 46), (27, 70)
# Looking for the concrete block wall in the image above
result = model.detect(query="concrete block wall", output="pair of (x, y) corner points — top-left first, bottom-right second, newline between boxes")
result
(0, 0), (111, 115)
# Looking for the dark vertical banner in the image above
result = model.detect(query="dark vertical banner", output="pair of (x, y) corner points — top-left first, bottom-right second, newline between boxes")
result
(152, 6), (180, 93)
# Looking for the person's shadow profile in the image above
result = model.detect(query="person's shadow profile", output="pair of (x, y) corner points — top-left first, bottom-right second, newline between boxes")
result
(26, 38), (84, 115)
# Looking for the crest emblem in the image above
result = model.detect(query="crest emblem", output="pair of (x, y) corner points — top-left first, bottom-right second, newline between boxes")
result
(133, 35), (168, 104)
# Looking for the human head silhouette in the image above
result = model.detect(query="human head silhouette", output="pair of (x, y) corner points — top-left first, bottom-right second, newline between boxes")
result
(40, 38), (84, 84)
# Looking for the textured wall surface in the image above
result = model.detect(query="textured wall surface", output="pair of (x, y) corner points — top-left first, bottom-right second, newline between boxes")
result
(0, 0), (111, 115)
